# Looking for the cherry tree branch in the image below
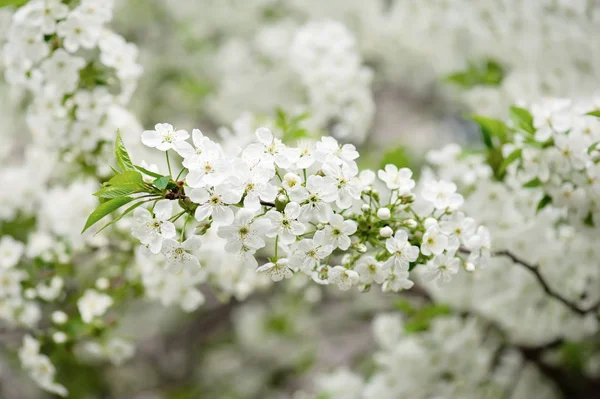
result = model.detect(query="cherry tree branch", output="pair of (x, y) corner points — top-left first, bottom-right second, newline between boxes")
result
(461, 248), (599, 316)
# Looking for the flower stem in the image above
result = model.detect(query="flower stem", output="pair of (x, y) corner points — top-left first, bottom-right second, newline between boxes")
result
(165, 151), (173, 178)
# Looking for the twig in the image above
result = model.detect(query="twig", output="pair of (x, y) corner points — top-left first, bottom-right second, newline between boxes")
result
(460, 248), (599, 316)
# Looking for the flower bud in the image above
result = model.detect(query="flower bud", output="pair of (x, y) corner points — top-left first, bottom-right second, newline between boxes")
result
(403, 219), (417, 228)
(356, 244), (367, 253)
(465, 262), (475, 272)
(277, 194), (287, 203)
(361, 204), (370, 213)
(377, 207), (391, 220)
(52, 311), (68, 325)
(52, 332), (68, 344)
(24, 288), (37, 300)
(95, 278), (110, 290)
(380, 226), (393, 238)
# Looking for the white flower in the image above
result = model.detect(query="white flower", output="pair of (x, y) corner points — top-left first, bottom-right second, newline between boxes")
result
(105, 338), (135, 366)
(328, 266), (359, 291)
(141, 123), (190, 151)
(382, 268), (414, 292)
(423, 254), (460, 284)
(422, 180), (464, 210)
(52, 332), (68, 344)
(25, 0), (70, 34)
(131, 200), (176, 254)
(235, 166), (278, 211)
(383, 230), (419, 270)
(139, 160), (160, 183)
(315, 136), (359, 166)
(466, 226), (492, 268)
(0, 236), (25, 269)
(290, 235), (333, 274)
(377, 165), (416, 193)
(282, 172), (303, 191)
(439, 212), (477, 245)
(190, 186), (242, 225)
(320, 214), (357, 250)
(296, 140), (316, 169)
(51, 311), (68, 325)
(77, 289), (113, 323)
(36, 276), (64, 301)
(289, 175), (337, 222)
(217, 209), (270, 254)
(322, 162), (362, 208)
(257, 258), (294, 281)
(173, 129), (223, 168)
(57, 12), (102, 53)
(244, 128), (299, 169)
(420, 226), (448, 256)
(161, 237), (202, 274)
(264, 202), (305, 244)
(354, 256), (387, 284)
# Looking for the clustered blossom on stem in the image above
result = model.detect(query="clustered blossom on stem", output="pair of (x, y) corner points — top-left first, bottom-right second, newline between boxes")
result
(305, 314), (559, 399)
(2, 0), (141, 167)
(123, 125), (490, 294)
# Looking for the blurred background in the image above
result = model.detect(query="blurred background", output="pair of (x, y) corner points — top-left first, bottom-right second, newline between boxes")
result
(1, 1), (600, 398)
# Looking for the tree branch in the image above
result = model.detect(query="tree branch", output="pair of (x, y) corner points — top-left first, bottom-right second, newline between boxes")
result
(260, 200), (276, 208)
(461, 248), (599, 316)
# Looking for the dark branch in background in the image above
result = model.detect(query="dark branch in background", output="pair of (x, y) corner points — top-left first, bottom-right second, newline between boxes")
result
(460, 248), (600, 316)
(260, 200), (276, 208)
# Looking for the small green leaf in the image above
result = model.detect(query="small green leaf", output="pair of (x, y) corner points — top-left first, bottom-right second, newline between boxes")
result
(536, 195), (552, 213)
(444, 59), (505, 89)
(584, 211), (595, 227)
(94, 200), (150, 235)
(498, 148), (522, 175)
(522, 177), (543, 188)
(82, 197), (135, 233)
(134, 165), (164, 179)
(586, 110), (600, 117)
(115, 130), (135, 171)
(153, 176), (171, 190)
(471, 115), (509, 148)
(0, 0), (29, 8)
(588, 141), (599, 154)
(509, 106), (535, 134)
(380, 146), (410, 169)
(106, 171), (144, 186)
(94, 185), (145, 199)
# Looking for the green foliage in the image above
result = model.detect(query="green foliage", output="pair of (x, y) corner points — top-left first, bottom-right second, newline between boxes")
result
(536, 194), (552, 213)
(586, 110), (600, 117)
(509, 106), (535, 134)
(0, 0), (28, 7)
(153, 175), (171, 189)
(445, 59), (505, 89)
(393, 299), (452, 333)
(114, 130), (135, 171)
(380, 146), (411, 169)
(82, 196), (135, 233)
(275, 108), (312, 143)
(522, 177), (543, 188)
(583, 211), (595, 227)
(498, 148), (522, 175)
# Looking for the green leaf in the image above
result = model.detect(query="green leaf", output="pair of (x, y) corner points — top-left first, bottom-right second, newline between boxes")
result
(82, 197), (135, 233)
(498, 148), (522, 175)
(380, 146), (410, 169)
(114, 130), (135, 171)
(536, 195), (552, 213)
(522, 177), (543, 188)
(586, 110), (600, 117)
(445, 59), (505, 89)
(471, 115), (509, 148)
(106, 171), (144, 186)
(509, 106), (535, 134)
(0, 0), (29, 7)
(153, 176), (171, 190)
(588, 141), (599, 154)
(134, 165), (164, 179)
(584, 211), (595, 227)
(94, 185), (145, 199)
(94, 200), (150, 235)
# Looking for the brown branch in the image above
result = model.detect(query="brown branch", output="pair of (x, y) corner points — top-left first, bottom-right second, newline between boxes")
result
(260, 200), (276, 208)
(460, 248), (600, 316)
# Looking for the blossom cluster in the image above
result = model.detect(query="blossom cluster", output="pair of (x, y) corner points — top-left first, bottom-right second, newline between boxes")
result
(2, 0), (141, 165)
(305, 314), (559, 399)
(115, 124), (491, 295)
